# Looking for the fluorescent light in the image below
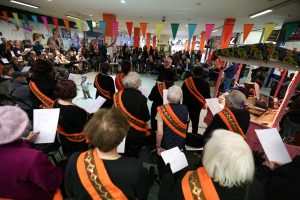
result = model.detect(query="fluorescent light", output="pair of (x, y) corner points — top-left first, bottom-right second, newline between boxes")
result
(212, 29), (218, 32)
(249, 9), (273, 18)
(66, 15), (80, 20)
(10, 0), (39, 8)
(121, 0), (126, 3)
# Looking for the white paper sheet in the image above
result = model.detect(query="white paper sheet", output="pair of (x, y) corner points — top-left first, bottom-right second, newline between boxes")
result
(206, 98), (223, 115)
(1, 58), (9, 64)
(68, 73), (78, 82)
(21, 66), (31, 73)
(139, 85), (150, 98)
(10, 51), (16, 57)
(110, 75), (117, 91)
(24, 48), (31, 54)
(86, 96), (106, 113)
(161, 147), (188, 173)
(117, 137), (126, 153)
(255, 128), (292, 164)
(163, 89), (169, 105)
(18, 56), (23, 62)
(33, 109), (60, 144)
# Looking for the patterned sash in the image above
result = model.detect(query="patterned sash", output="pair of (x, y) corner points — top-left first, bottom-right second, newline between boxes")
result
(182, 167), (220, 200)
(29, 81), (54, 108)
(113, 91), (150, 136)
(217, 107), (247, 139)
(157, 104), (187, 138)
(157, 82), (166, 99)
(95, 74), (112, 99)
(77, 150), (128, 200)
(57, 125), (86, 142)
(115, 73), (124, 91)
(184, 77), (206, 108)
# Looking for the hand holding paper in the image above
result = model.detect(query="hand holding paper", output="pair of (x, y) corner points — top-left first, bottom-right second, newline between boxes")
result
(161, 147), (188, 173)
(206, 98), (223, 115)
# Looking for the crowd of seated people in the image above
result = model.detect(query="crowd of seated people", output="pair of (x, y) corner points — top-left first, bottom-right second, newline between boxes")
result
(0, 35), (300, 200)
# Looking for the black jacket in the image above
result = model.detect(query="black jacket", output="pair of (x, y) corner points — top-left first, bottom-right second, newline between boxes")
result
(94, 73), (115, 108)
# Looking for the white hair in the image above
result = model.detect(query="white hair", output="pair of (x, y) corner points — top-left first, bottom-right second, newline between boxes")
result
(123, 72), (141, 89)
(202, 129), (254, 188)
(167, 85), (182, 104)
(226, 90), (246, 109)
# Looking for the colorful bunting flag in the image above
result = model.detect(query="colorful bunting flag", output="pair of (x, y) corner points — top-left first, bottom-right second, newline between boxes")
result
(12, 12), (20, 28)
(52, 17), (59, 31)
(191, 36), (197, 51)
(188, 24), (197, 41)
(262, 23), (276, 43)
(200, 31), (206, 52)
(41, 16), (49, 31)
(126, 22), (133, 37)
(63, 18), (70, 32)
(140, 22), (147, 38)
(243, 24), (254, 43)
(21, 14), (29, 27)
(155, 23), (164, 40)
(86, 20), (93, 32)
(146, 33), (151, 50)
(112, 21), (118, 38)
(75, 19), (82, 32)
(31, 15), (40, 30)
(99, 21), (106, 36)
(171, 23), (179, 40)
(134, 27), (140, 48)
(284, 22), (299, 42)
(205, 24), (215, 42)
(221, 18), (235, 48)
(153, 36), (157, 49)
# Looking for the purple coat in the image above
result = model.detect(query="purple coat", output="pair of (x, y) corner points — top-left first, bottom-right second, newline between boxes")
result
(0, 139), (63, 200)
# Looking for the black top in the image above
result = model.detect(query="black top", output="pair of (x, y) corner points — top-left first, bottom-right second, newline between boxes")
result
(94, 73), (115, 108)
(64, 152), (151, 200)
(256, 156), (300, 200)
(182, 77), (211, 110)
(53, 101), (89, 156)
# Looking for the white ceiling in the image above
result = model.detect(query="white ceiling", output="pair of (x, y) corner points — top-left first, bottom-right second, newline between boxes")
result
(1, 0), (300, 37)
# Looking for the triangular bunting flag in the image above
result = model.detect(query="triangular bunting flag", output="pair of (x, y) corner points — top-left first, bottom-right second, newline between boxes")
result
(99, 21), (106, 36)
(222, 23), (235, 47)
(205, 24), (215, 42)
(126, 22), (133, 38)
(140, 22), (147, 38)
(188, 24), (197, 41)
(284, 22), (299, 42)
(41, 16), (49, 31)
(52, 17), (59, 31)
(31, 15), (40, 30)
(21, 14), (29, 27)
(262, 23), (276, 43)
(86, 20), (93, 32)
(200, 31), (206, 52)
(243, 24), (254, 43)
(75, 19), (82, 32)
(171, 23), (179, 40)
(155, 23), (164, 40)
(63, 18), (70, 32)
(12, 12), (20, 28)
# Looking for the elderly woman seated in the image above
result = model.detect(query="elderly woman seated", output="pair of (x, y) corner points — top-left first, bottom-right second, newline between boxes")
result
(64, 108), (152, 199)
(170, 129), (265, 200)
(203, 90), (250, 142)
(113, 71), (150, 158)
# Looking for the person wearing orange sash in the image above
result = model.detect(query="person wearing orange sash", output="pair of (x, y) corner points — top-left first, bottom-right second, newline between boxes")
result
(203, 90), (250, 143)
(94, 63), (115, 108)
(170, 129), (265, 200)
(113, 72), (150, 158)
(53, 80), (89, 157)
(64, 108), (152, 200)
(182, 66), (210, 134)
(149, 68), (175, 131)
(29, 59), (57, 109)
(115, 60), (131, 91)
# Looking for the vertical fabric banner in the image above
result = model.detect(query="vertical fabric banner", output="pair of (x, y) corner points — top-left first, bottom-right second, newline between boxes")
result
(199, 31), (206, 52)
(52, 17), (59, 31)
(191, 35), (197, 51)
(2, 11), (9, 24)
(41, 16), (49, 31)
(63, 18), (70, 32)
(140, 22), (147, 38)
(21, 14), (29, 27)
(155, 23), (164, 40)
(31, 15), (40, 30)
(134, 27), (140, 48)
(205, 24), (215, 42)
(262, 23), (276, 43)
(243, 24), (254, 43)
(75, 19), (82, 32)
(188, 24), (197, 42)
(126, 22), (133, 37)
(153, 36), (157, 49)
(146, 33), (151, 50)
(99, 21), (106, 36)
(284, 22), (299, 42)
(12, 12), (20, 28)
(171, 23), (180, 40)
(86, 20), (93, 32)
(221, 18), (235, 48)
(112, 21), (118, 39)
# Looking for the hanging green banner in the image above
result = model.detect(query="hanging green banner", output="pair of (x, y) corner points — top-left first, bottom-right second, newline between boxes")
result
(171, 23), (179, 40)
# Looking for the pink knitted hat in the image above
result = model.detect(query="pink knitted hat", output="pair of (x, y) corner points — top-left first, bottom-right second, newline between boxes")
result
(0, 106), (29, 145)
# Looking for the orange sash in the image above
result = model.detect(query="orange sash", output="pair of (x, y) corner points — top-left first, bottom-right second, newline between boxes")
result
(157, 104), (187, 138)
(182, 167), (220, 200)
(29, 81), (54, 108)
(95, 74), (112, 99)
(57, 125), (86, 142)
(115, 73), (124, 91)
(217, 107), (247, 139)
(184, 77), (206, 108)
(157, 82), (166, 99)
(77, 150), (128, 200)
(113, 91), (150, 136)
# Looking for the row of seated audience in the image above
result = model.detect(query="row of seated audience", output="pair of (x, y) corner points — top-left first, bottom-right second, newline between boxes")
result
(0, 54), (299, 199)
